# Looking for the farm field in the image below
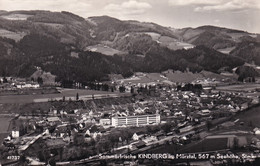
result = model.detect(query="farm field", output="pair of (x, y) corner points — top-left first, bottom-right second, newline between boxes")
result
(149, 138), (228, 154)
(0, 13), (33, 20)
(178, 138), (228, 153)
(119, 71), (199, 84)
(0, 117), (12, 133)
(0, 89), (122, 104)
(167, 41), (194, 50)
(147, 144), (181, 154)
(0, 87), (58, 96)
(144, 32), (194, 50)
(117, 73), (167, 84)
(85, 44), (124, 56)
(217, 46), (236, 54)
(233, 105), (260, 127)
(0, 117), (12, 143)
(165, 70), (232, 83)
(0, 28), (26, 42)
(117, 70), (234, 85)
(165, 71), (203, 83)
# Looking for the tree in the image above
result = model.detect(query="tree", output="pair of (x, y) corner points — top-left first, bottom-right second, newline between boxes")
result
(130, 86), (134, 94)
(102, 141), (111, 151)
(161, 123), (172, 133)
(74, 133), (85, 145)
(89, 138), (96, 146)
(146, 126), (153, 134)
(102, 84), (109, 91)
(76, 93), (79, 101)
(19, 123), (27, 136)
(233, 137), (239, 150)
(3, 77), (7, 83)
(100, 160), (107, 166)
(1, 69), (6, 77)
(69, 116), (74, 126)
(119, 86), (126, 93)
(237, 76), (244, 82)
(206, 120), (212, 131)
(38, 149), (50, 163)
(37, 77), (43, 85)
(73, 132), (79, 145)
(19, 155), (28, 165)
(108, 134), (117, 150)
(184, 109), (190, 119)
(38, 150), (45, 162)
(249, 120), (253, 127)
(48, 158), (56, 166)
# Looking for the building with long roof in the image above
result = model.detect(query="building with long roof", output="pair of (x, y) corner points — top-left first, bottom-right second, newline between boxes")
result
(111, 114), (160, 127)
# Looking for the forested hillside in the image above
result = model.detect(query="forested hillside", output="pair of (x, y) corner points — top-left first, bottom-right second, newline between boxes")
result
(0, 10), (259, 84)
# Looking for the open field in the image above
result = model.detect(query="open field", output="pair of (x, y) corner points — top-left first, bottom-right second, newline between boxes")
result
(0, 117), (12, 133)
(0, 28), (26, 42)
(0, 13), (33, 20)
(0, 89), (123, 104)
(217, 46), (236, 54)
(165, 71), (203, 83)
(120, 72), (200, 84)
(233, 105), (260, 127)
(117, 70), (235, 85)
(179, 138), (228, 153)
(0, 87), (58, 96)
(85, 44), (124, 56)
(167, 41), (194, 50)
(149, 137), (228, 154)
(144, 32), (194, 50)
(0, 117), (12, 143)
(117, 73), (167, 84)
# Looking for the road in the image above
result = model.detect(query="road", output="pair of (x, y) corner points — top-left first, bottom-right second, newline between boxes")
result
(18, 130), (48, 152)
(33, 93), (124, 102)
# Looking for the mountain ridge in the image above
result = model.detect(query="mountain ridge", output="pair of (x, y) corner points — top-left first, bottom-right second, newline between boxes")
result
(0, 10), (259, 84)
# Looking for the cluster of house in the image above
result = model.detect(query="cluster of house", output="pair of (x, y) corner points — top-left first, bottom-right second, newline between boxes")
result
(44, 83), (256, 134)
(15, 82), (40, 89)
(112, 73), (258, 119)
(2, 109), (161, 150)
(0, 77), (40, 90)
(2, 78), (259, 161)
(161, 87), (256, 115)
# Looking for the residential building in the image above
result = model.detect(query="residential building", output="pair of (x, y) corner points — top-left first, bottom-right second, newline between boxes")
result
(12, 130), (20, 138)
(111, 114), (160, 127)
(99, 118), (111, 126)
(16, 83), (40, 89)
(132, 132), (145, 141)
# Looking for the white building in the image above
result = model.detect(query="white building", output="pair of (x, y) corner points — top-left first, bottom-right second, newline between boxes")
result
(111, 114), (160, 127)
(16, 83), (40, 89)
(199, 109), (211, 116)
(99, 118), (111, 126)
(12, 130), (20, 138)
(132, 133), (140, 141)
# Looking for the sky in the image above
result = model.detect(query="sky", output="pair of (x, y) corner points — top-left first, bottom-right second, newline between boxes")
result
(1, 0), (260, 33)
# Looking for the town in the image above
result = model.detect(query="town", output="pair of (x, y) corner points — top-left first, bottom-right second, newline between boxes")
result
(0, 72), (260, 166)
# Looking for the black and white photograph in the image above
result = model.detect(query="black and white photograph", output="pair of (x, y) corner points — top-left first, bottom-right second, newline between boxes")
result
(0, 0), (260, 165)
